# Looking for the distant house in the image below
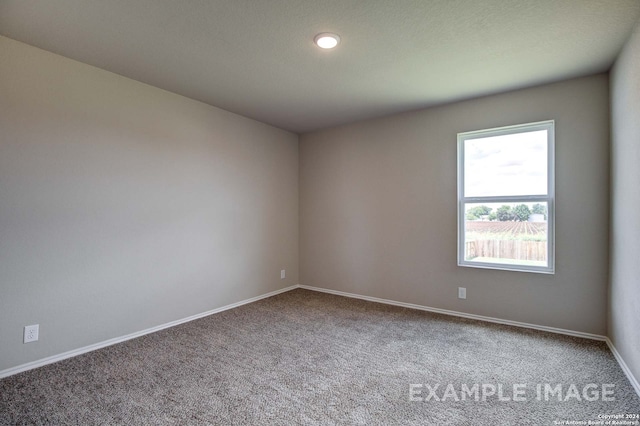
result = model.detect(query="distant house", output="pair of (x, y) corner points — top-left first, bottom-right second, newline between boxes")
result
(528, 214), (546, 222)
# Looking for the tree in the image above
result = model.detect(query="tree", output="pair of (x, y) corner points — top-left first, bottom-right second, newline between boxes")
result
(513, 204), (532, 222)
(488, 211), (497, 221)
(466, 205), (492, 220)
(496, 205), (514, 221)
(532, 203), (547, 220)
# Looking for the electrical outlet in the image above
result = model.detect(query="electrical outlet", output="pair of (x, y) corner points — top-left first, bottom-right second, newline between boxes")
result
(458, 287), (467, 300)
(280, 269), (286, 279)
(24, 324), (39, 343)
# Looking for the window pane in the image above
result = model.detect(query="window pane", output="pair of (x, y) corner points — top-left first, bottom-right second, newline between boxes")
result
(464, 130), (547, 197)
(463, 202), (548, 268)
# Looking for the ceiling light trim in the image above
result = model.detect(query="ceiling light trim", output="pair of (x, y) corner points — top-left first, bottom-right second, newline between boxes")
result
(314, 33), (341, 49)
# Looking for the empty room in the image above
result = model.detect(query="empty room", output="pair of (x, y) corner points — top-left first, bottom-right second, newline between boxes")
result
(1, 1), (639, 424)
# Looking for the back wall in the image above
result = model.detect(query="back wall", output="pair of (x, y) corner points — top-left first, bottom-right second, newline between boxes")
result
(300, 74), (610, 335)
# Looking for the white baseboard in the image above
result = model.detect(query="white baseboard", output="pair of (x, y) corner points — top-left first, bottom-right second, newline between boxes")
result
(4, 283), (639, 400)
(0, 285), (299, 379)
(298, 285), (606, 340)
(606, 338), (640, 398)
(299, 284), (640, 398)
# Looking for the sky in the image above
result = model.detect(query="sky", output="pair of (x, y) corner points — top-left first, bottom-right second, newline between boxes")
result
(464, 129), (548, 197)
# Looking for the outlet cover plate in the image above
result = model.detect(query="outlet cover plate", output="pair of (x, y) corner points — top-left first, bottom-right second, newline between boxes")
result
(24, 324), (39, 343)
(458, 287), (467, 299)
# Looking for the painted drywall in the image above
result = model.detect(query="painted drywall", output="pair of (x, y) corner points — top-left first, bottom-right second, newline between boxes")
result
(609, 21), (640, 385)
(300, 74), (610, 335)
(0, 36), (298, 372)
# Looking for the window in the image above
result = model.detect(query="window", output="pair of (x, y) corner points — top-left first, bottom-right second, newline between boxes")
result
(457, 121), (555, 273)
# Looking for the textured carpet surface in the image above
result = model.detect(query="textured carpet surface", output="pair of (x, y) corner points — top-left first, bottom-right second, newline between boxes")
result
(1, 289), (639, 425)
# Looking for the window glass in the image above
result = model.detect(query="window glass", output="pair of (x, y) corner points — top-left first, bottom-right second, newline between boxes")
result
(458, 121), (554, 273)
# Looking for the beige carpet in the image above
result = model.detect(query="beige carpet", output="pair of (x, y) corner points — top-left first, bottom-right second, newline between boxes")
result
(1, 289), (639, 425)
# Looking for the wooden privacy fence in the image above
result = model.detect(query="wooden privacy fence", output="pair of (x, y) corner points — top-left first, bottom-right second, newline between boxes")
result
(465, 240), (546, 261)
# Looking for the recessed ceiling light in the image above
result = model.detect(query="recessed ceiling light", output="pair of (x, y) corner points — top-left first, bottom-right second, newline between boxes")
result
(314, 33), (340, 49)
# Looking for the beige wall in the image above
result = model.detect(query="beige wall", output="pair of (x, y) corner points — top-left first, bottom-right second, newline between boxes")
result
(610, 22), (640, 383)
(0, 36), (298, 372)
(300, 74), (610, 335)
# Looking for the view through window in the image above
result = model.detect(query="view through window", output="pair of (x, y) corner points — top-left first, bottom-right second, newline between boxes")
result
(457, 121), (555, 273)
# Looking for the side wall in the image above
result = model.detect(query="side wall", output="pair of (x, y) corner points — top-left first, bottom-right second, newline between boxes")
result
(0, 36), (299, 371)
(300, 74), (610, 335)
(610, 22), (640, 384)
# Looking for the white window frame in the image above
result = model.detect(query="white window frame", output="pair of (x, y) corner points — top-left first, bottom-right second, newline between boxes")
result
(457, 120), (555, 274)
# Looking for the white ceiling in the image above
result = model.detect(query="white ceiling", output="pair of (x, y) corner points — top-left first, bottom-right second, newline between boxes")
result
(1, 0), (639, 133)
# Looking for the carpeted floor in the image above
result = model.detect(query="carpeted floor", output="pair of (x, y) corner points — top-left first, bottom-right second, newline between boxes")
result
(1, 289), (639, 425)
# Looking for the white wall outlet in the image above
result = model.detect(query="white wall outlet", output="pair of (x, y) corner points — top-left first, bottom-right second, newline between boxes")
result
(24, 324), (39, 343)
(458, 287), (467, 300)
(280, 269), (286, 279)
